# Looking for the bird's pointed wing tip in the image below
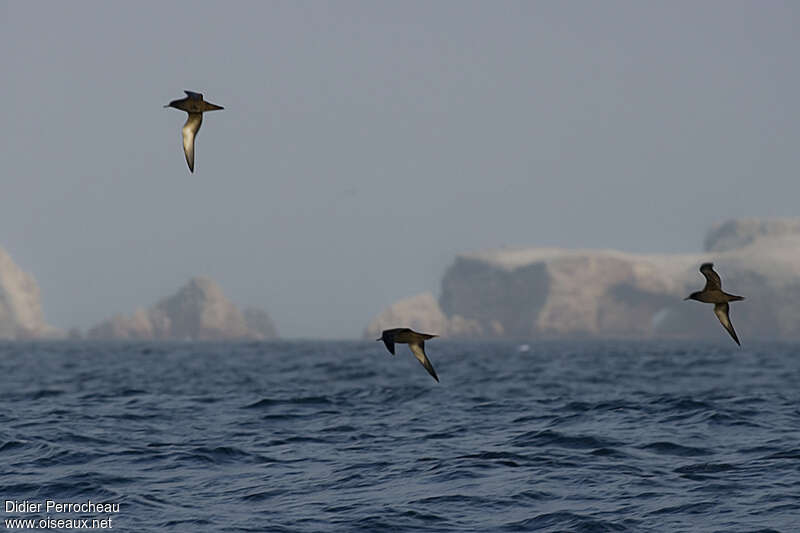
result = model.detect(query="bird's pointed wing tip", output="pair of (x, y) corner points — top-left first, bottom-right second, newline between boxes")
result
(409, 343), (439, 382)
(382, 338), (395, 355)
(713, 303), (740, 346)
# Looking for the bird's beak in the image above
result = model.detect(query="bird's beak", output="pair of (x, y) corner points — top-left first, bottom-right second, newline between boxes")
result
(683, 296), (691, 300)
(375, 338), (381, 341)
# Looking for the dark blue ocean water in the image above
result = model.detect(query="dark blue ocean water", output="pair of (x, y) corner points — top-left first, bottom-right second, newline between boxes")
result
(1, 341), (799, 532)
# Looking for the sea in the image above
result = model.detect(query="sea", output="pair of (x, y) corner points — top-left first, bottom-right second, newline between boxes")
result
(1, 340), (798, 532)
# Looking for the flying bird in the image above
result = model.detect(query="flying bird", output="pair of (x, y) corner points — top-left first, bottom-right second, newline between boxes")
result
(164, 91), (224, 172)
(684, 263), (745, 346)
(377, 328), (440, 382)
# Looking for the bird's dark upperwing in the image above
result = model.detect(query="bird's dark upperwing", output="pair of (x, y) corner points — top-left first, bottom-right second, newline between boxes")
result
(184, 90), (203, 100)
(382, 338), (395, 355)
(713, 302), (741, 346)
(408, 341), (439, 382)
(700, 263), (722, 291)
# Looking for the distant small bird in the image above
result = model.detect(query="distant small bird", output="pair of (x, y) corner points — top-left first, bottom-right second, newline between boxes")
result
(685, 263), (745, 346)
(164, 91), (224, 172)
(377, 328), (440, 382)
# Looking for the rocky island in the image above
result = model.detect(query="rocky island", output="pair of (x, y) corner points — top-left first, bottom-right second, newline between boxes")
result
(366, 218), (800, 341)
(0, 245), (278, 341)
(87, 277), (277, 340)
(0, 247), (62, 339)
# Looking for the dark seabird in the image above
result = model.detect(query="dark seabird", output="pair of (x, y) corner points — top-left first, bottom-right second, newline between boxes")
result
(684, 262), (745, 346)
(164, 91), (224, 172)
(377, 328), (440, 382)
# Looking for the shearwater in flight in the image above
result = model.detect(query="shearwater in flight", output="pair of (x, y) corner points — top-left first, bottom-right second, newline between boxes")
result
(377, 328), (440, 382)
(164, 91), (224, 172)
(684, 262), (745, 346)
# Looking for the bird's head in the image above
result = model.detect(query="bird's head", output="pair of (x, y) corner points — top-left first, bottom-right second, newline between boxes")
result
(164, 99), (180, 109)
(684, 291), (701, 301)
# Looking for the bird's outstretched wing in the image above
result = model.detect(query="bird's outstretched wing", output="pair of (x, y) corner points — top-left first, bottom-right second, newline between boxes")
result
(408, 341), (439, 382)
(381, 338), (395, 355)
(700, 263), (722, 291)
(182, 113), (203, 172)
(184, 90), (203, 100)
(713, 302), (741, 346)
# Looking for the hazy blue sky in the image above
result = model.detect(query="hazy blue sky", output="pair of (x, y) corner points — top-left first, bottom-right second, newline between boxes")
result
(2, 1), (799, 338)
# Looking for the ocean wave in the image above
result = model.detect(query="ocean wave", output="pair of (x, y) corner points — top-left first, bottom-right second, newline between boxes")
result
(2, 340), (799, 532)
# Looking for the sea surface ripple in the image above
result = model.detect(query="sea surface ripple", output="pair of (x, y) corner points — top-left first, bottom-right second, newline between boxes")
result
(1, 340), (799, 532)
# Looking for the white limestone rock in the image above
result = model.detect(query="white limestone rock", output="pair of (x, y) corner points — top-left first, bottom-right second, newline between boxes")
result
(440, 248), (696, 339)
(0, 247), (61, 339)
(88, 277), (278, 340)
(364, 292), (448, 339)
(704, 217), (800, 252)
(368, 218), (800, 341)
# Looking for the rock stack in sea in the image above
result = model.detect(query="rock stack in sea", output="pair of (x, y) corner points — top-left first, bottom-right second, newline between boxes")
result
(87, 277), (277, 340)
(365, 218), (800, 341)
(0, 246), (62, 339)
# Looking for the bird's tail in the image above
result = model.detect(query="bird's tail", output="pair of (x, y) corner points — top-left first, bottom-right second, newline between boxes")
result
(728, 294), (745, 302)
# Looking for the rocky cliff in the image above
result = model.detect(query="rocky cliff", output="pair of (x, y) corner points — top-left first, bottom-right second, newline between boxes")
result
(704, 218), (800, 253)
(87, 277), (278, 340)
(365, 218), (800, 341)
(0, 247), (61, 339)
(363, 292), (484, 339)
